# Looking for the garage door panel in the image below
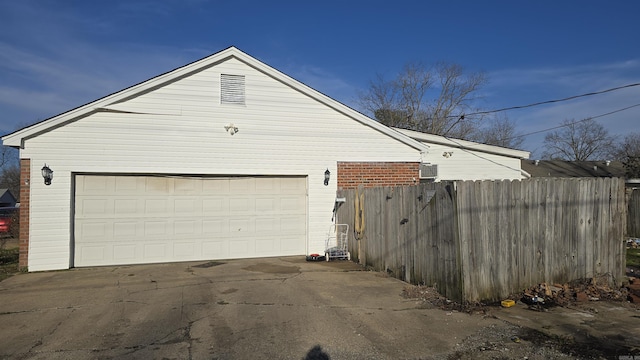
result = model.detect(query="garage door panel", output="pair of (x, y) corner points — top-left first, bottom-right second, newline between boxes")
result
(173, 242), (196, 257)
(203, 198), (228, 214)
(229, 198), (250, 212)
(81, 199), (109, 215)
(114, 199), (138, 214)
(255, 218), (275, 231)
(80, 246), (106, 262)
(281, 197), (305, 212)
(281, 178), (307, 193)
(174, 198), (197, 213)
(174, 220), (198, 235)
(229, 239), (249, 255)
(143, 243), (168, 258)
(174, 178), (198, 193)
(145, 199), (168, 214)
(115, 176), (140, 191)
(75, 175), (307, 267)
(203, 219), (227, 234)
(145, 178), (170, 194)
(256, 238), (276, 253)
(81, 176), (109, 192)
(79, 222), (109, 240)
(281, 236), (304, 252)
(255, 198), (275, 212)
(114, 222), (137, 237)
(229, 178), (252, 192)
(202, 240), (225, 257)
(113, 244), (136, 261)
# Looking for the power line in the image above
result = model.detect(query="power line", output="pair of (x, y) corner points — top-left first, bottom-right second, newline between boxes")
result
(442, 102), (638, 167)
(460, 82), (640, 118)
(494, 102), (640, 144)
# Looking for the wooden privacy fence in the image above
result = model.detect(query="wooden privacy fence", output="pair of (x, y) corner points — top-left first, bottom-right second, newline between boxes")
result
(336, 178), (627, 303)
(628, 188), (640, 238)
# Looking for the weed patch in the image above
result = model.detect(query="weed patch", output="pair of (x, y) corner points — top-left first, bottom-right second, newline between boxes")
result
(0, 247), (19, 282)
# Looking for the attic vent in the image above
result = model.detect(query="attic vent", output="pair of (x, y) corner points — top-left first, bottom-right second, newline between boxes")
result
(419, 164), (438, 179)
(221, 74), (245, 105)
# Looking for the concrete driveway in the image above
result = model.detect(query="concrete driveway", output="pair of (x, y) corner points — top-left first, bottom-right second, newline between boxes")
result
(0, 256), (502, 359)
(3, 257), (639, 359)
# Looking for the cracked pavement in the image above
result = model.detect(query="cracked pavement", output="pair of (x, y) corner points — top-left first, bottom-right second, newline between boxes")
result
(3, 257), (637, 359)
(0, 257), (505, 359)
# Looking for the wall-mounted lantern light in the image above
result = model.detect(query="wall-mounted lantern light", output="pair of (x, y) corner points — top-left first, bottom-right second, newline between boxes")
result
(324, 169), (330, 186)
(41, 164), (53, 186)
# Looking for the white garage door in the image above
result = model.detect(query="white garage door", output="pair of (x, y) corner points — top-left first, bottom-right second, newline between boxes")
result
(74, 175), (307, 267)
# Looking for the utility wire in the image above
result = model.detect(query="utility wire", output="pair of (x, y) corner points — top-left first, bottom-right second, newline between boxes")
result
(433, 102), (640, 172)
(483, 102), (640, 146)
(458, 82), (640, 118)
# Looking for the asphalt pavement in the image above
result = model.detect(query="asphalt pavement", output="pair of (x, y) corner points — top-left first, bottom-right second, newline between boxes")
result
(2, 257), (638, 359)
(0, 257), (499, 359)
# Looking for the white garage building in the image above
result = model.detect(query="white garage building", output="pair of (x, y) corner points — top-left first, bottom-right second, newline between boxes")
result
(2, 47), (528, 271)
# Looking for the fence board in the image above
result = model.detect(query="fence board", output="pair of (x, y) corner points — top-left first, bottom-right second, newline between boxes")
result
(628, 188), (640, 238)
(337, 178), (626, 302)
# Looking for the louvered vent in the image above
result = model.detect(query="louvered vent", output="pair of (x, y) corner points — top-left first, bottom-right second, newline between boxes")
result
(419, 164), (438, 179)
(221, 74), (245, 105)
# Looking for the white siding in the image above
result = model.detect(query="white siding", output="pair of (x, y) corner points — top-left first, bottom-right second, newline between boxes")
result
(22, 57), (420, 271)
(423, 143), (523, 181)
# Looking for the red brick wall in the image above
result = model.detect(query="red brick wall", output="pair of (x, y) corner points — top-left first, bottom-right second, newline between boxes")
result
(19, 159), (30, 270)
(337, 162), (420, 189)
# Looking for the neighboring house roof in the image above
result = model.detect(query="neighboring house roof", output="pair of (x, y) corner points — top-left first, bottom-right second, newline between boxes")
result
(0, 189), (17, 207)
(393, 128), (530, 159)
(2, 46), (429, 154)
(521, 160), (626, 178)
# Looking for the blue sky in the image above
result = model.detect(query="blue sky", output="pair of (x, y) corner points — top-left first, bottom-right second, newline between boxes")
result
(1, 1), (640, 158)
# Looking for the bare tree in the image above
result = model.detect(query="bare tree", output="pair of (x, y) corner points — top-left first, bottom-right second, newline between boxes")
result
(358, 61), (487, 139)
(611, 131), (640, 177)
(0, 146), (20, 200)
(541, 118), (615, 161)
(472, 114), (525, 149)
(0, 164), (20, 201)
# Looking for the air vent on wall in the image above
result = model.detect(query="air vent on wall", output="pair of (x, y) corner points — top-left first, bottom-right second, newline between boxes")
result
(419, 163), (438, 179)
(221, 74), (245, 105)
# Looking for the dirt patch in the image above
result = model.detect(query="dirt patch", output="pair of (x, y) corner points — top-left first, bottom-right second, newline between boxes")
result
(0, 247), (19, 282)
(401, 285), (491, 315)
(242, 263), (300, 274)
(403, 283), (640, 359)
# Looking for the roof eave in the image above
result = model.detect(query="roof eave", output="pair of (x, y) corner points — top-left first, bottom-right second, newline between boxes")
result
(2, 46), (429, 154)
(393, 127), (530, 159)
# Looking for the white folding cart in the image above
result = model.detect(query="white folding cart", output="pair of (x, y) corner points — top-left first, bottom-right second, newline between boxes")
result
(324, 224), (350, 261)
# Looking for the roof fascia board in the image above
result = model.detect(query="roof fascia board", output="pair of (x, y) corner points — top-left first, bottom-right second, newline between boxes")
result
(394, 127), (530, 159)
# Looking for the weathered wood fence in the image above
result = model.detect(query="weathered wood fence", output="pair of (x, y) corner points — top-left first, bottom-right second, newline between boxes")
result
(336, 178), (627, 303)
(628, 188), (640, 238)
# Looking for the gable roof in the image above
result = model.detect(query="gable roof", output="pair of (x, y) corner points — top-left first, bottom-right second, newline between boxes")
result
(393, 128), (530, 159)
(521, 160), (626, 178)
(0, 189), (17, 207)
(2, 46), (429, 153)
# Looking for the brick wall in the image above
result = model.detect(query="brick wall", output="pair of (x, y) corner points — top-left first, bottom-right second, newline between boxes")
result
(19, 159), (30, 270)
(337, 162), (420, 189)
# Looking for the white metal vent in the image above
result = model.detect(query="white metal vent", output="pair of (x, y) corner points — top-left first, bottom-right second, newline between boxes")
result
(221, 74), (245, 105)
(419, 164), (438, 179)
